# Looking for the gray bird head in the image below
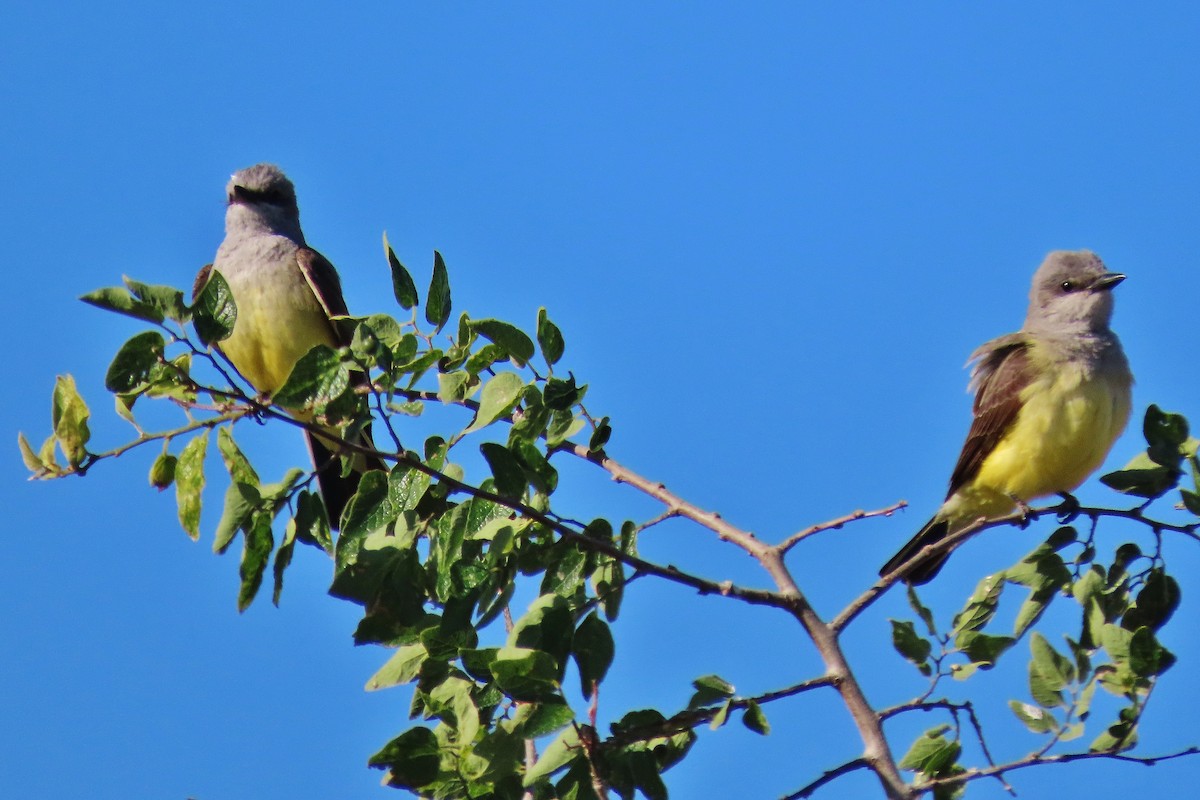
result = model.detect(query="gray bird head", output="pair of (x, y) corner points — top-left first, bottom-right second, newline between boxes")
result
(224, 163), (305, 243)
(1023, 250), (1124, 335)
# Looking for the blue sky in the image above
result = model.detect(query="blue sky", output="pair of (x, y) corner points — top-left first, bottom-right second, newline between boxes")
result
(5, 4), (1200, 799)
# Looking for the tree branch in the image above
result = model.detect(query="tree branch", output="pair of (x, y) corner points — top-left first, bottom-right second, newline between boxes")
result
(781, 758), (871, 800)
(881, 699), (1013, 795)
(919, 746), (1200, 793)
(777, 501), (908, 554)
(832, 500), (1200, 633)
(604, 676), (837, 747)
(564, 444), (910, 798)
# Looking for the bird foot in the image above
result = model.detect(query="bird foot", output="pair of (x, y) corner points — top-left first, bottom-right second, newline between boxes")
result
(1008, 495), (1034, 528)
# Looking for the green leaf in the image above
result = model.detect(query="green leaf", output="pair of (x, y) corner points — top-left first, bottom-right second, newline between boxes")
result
(544, 374), (585, 410)
(1144, 404), (1189, 464)
(523, 726), (581, 786)
(950, 662), (978, 681)
(625, 749), (670, 800)
(427, 675), (481, 745)
(742, 700), (770, 735)
(148, 452), (176, 490)
(425, 249), (451, 332)
(123, 277), (188, 323)
(213, 482), (257, 554)
(1012, 592), (1053, 640)
(571, 612), (614, 698)
(1181, 488), (1200, 516)
(191, 269), (237, 346)
(480, 443), (526, 499)
(511, 698), (575, 739)
(469, 319), (535, 367)
(1008, 700), (1057, 734)
(238, 510), (274, 611)
(81, 285), (166, 324)
(709, 699), (732, 729)
(541, 540), (588, 601)
(513, 440), (559, 495)
(546, 409), (586, 448)
(104, 331), (165, 393)
(954, 631), (1014, 668)
(271, 517), (297, 606)
(370, 727), (440, 789)
(338, 467), (409, 541)
(536, 307), (565, 366)
(1029, 633), (1073, 708)
(509, 594), (574, 674)
(1100, 455), (1181, 499)
(437, 370), (474, 403)
(293, 489), (332, 553)
(384, 232), (418, 310)
(463, 343), (508, 377)
(492, 646), (560, 702)
(898, 584), (934, 628)
(1101, 623), (1133, 666)
(1122, 570), (1180, 632)
(1090, 721), (1138, 754)
(898, 726), (961, 774)
(366, 644), (428, 691)
(217, 427), (259, 486)
(588, 416), (611, 453)
(272, 344), (350, 409)
(591, 528), (626, 622)
(890, 619), (932, 674)
(1129, 627), (1174, 678)
(52, 375), (90, 467)
(17, 432), (45, 474)
(172, 432), (208, 540)
(951, 573), (1005, 634)
(687, 674), (735, 709)
(465, 372), (525, 433)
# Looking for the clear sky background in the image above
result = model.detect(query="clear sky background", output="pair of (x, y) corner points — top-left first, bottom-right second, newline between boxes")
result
(4, 4), (1200, 799)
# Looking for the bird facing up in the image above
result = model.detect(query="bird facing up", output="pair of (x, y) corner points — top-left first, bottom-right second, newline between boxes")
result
(880, 250), (1133, 584)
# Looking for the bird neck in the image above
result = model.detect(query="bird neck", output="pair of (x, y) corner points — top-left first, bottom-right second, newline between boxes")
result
(224, 205), (306, 244)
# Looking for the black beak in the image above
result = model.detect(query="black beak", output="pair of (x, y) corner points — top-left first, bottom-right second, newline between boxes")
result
(228, 184), (253, 205)
(1093, 272), (1126, 291)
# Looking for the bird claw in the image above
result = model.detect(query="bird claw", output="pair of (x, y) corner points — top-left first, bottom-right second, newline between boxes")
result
(1008, 495), (1034, 528)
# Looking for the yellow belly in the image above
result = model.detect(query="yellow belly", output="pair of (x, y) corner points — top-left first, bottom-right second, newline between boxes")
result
(945, 359), (1131, 525)
(220, 260), (336, 395)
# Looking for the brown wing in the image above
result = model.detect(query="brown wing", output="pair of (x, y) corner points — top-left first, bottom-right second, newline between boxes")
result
(295, 248), (351, 345)
(295, 248), (386, 521)
(945, 335), (1037, 496)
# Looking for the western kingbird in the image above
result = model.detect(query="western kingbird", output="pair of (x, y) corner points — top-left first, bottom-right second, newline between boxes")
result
(880, 250), (1133, 584)
(194, 163), (381, 528)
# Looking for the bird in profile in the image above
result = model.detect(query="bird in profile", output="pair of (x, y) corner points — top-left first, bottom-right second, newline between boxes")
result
(194, 163), (383, 528)
(880, 250), (1133, 584)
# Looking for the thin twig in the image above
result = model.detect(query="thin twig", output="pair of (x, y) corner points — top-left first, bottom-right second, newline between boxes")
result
(880, 700), (1013, 795)
(777, 501), (908, 554)
(832, 501), (1200, 633)
(919, 746), (1200, 793)
(781, 758), (871, 800)
(58, 408), (252, 476)
(636, 508), (681, 533)
(605, 676), (838, 747)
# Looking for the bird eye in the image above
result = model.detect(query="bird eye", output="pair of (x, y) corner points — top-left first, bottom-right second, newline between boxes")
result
(1060, 280), (1075, 292)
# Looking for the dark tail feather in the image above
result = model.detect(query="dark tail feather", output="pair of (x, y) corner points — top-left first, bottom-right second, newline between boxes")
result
(879, 517), (953, 585)
(306, 425), (386, 531)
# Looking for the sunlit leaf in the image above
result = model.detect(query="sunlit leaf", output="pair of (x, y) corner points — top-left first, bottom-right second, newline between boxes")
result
(384, 232), (418, 309)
